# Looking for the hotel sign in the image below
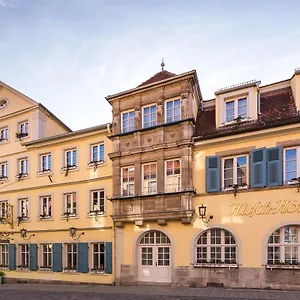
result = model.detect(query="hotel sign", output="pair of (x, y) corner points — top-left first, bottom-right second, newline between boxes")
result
(229, 200), (300, 217)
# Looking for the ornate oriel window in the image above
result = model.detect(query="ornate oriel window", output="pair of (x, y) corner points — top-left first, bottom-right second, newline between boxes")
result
(196, 228), (237, 264)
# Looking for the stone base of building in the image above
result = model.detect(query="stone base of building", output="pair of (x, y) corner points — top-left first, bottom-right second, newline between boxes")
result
(120, 264), (300, 290)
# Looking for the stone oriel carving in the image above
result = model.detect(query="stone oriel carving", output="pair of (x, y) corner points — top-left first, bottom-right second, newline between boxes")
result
(121, 201), (134, 213)
(157, 99), (163, 122)
(143, 199), (155, 211)
(134, 106), (141, 129)
(181, 93), (189, 118)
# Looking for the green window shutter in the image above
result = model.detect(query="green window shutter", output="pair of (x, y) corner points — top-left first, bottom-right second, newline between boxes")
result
(267, 146), (283, 187)
(206, 156), (220, 192)
(29, 244), (38, 271)
(105, 242), (112, 274)
(250, 147), (267, 188)
(77, 243), (89, 273)
(8, 244), (16, 270)
(52, 243), (62, 272)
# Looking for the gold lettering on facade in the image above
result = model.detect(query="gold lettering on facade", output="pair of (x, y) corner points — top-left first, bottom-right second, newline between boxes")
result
(229, 200), (300, 217)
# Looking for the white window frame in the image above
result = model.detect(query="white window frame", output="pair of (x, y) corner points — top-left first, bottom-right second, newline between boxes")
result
(165, 159), (181, 193)
(18, 198), (29, 219)
(18, 244), (29, 268)
(40, 195), (52, 218)
(121, 166), (135, 196)
(18, 120), (29, 136)
(223, 97), (248, 124)
(91, 143), (105, 163)
(222, 155), (249, 190)
(0, 244), (8, 267)
(165, 98), (181, 124)
(90, 189), (105, 214)
(64, 149), (77, 168)
(0, 200), (8, 218)
(18, 157), (29, 176)
(142, 104), (157, 128)
(40, 153), (52, 172)
(142, 162), (157, 195)
(121, 110), (135, 133)
(0, 126), (8, 141)
(64, 243), (77, 271)
(91, 242), (105, 272)
(63, 193), (77, 216)
(284, 147), (300, 184)
(40, 243), (52, 269)
(0, 161), (8, 179)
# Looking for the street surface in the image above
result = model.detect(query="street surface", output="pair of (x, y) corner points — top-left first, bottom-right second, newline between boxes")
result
(1, 284), (300, 300)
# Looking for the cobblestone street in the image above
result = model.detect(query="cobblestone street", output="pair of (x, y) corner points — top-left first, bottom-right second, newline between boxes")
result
(1, 284), (300, 300)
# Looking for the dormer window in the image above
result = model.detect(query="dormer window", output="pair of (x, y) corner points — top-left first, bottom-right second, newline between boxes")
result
(225, 97), (247, 123)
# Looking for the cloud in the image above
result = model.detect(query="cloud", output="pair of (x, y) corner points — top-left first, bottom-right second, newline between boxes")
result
(0, 0), (12, 7)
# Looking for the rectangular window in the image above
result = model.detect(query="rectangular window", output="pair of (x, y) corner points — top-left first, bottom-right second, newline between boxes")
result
(122, 111), (135, 133)
(0, 244), (8, 267)
(0, 200), (8, 218)
(90, 190), (105, 213)
(143, 105), (157, 128)
(121, 166), (135, 196)
(143, 163), (157, 195)
(165, 159), (181, 192)
(41, 244), (52, 268)
(0, 127), (8, 141)
(91, 144), (105, 163)
(64, 149), (77, 167)
(92, 243), (105, 271)
(0, 162), (8, 179)
(284, 148), (300, 183)
(65, 243), (77, 270)
(225, 97), (248, 123)
(19, 244), (29, 267)
(166, 99), (180, 123)
(40, 153), (52, 172)
(18, 198), (29, 218)
(40, 196), (52, 218)
(223, 155), (248, 189)
(18, 158), (29, 176)
(64, 193), (77, 215)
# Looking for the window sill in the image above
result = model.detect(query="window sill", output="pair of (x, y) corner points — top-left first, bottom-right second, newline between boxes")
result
(15, 135), (30, 142)
(87, 161), (107, 170)
(0, 178), (9, 183)
(88, 271), (107, 276)
(16, 268), (30, 272)
(87, 211), (106, 218)
(38, 267), (52, 272)
(266, 264), (300, 270)
(37, 216), (53, 222)
(16, 217), (30, 224)
(193, 263), (238, 269)
(62, 270), (79, 274)
(61, 215), (79, 220)
(60, 166), (79, 175)
(37, 170), (53, 177)
(0, 266), (8, 270)
(0, 140), (9, 145)
(15, 175), (30, 181)
(223, 186), (248, 192)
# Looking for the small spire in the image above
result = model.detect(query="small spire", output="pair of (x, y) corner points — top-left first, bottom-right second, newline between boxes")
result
(161, 58), (165, 71)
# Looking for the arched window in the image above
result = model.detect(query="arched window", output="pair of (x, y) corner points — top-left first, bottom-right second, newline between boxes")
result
(267, 225), (300, 265)
(196, 228), (237, 264)
(140, 230), (170, 245)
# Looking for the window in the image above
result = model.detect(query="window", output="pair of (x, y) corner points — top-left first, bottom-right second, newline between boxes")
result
(121, 166), (135, 196)
(0, 200), (8, 218)
(284, 148), (300, 183)
(18, 158), (28, 176)
(196, 229), (237, 264)
(165, 159), (181, 192)
(18, 198), (29, 218)
(19, 244), (29, 267)
(267, 225), (300, 265)
(0, 244), (8, 267)
(143, 105), (157, 128)
(0, 127), (8, 141)
(90, 190), (105, 213)
(166, 99), (180, 123)
(91, 143), (105, 163)
(63, 193), (77, 216)
(65, 243), (77, 270)
(18, 121), (29, 137)
(223, 155), (248, 189)
(0, 162), (8, 179)
(40, 244), (52, 269)
(64, 149), (77, 167)
(40, 196), (52, 218)
(92, 243), (105, 271)
(225, 97), (247, 123)
(40, 153), (52, 172)
(143, 163), (157, 195)
(122, 111), (134, 133)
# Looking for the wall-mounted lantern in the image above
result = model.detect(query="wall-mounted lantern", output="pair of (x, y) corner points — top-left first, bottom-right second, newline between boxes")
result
(198, 204), (213, 224)
(69, 226), (84, 240)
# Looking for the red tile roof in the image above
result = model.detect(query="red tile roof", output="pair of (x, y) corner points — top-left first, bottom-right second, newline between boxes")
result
(194, 87), (300, 140)
(138, 70), (176, 87)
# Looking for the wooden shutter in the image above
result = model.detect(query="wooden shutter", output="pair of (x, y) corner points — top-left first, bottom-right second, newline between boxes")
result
(206, 156), (220, 192)
(8, 244), (16, 270)
(267, 146), (283, 187)
(250, 148), (267, 188)
(77, 243), (89, 273)
(105, 242), (112, 274)
(29, 244), (38, 271)
(52, 243), (62, 272)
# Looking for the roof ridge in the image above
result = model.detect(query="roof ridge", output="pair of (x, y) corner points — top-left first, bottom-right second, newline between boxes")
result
(138, 70), (176, 87)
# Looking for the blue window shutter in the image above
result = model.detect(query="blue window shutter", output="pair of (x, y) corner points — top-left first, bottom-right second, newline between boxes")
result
(105, 242), (112, 274)
(8, 244), (16, 270)
(29, 244), (38, 271)
(206, 156), (220, 192)
(52, 243), (62, 272)
(267, 146), (283, 187)
(250, 147), (267, 188)
(77, 243), (89, 273)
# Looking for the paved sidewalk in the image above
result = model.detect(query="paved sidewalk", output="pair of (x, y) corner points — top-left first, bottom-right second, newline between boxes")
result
(1, 284), (300, 300)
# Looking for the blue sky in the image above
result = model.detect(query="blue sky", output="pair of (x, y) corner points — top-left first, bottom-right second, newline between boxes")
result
(0, 0), (299, 130)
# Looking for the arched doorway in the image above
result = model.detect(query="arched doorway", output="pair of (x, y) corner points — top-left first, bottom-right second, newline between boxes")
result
(138, 230), (171, 283)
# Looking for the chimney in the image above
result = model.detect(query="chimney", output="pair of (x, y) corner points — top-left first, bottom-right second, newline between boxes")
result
(291, 68), (300, 112)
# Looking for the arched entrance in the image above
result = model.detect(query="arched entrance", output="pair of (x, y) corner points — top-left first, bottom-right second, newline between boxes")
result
(138, 230), (171, 283)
